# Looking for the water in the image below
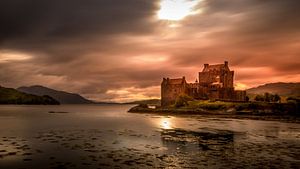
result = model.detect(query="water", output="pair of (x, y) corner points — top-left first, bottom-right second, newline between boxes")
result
(0, 104), (299, 168)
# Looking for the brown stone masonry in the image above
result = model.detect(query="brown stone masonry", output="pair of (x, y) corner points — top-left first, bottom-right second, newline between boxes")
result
(161, 61), (246, 106)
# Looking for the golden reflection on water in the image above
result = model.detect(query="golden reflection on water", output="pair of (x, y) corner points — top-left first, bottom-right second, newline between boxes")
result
(160, 117), (173, 129)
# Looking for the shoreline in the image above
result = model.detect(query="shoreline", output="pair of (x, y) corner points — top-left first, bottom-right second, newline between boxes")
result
(128, 104), (300, 123)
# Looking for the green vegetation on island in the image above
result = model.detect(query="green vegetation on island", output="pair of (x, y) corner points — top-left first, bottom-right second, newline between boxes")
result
(129, 93), (299, 119)
(0, 86), (60, 105)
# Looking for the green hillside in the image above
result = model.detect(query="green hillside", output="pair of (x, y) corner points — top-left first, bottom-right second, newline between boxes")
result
(247, 82), (300, 97)
(18, 85), (94, 104)
(0, 86), (60, 105)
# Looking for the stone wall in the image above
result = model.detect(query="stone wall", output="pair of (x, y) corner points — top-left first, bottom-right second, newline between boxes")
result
(161, 78), (188, 107)
(234, 90), (247, 101)
(161, 61), (246, 107)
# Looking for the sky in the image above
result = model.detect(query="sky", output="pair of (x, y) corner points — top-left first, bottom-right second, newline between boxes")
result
(0, 0), (299, 102)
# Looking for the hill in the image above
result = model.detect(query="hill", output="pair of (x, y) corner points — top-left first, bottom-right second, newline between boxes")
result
(18, 85), (93, 104)
(0, 86), (59, 105)
(246, 82), (300, 97)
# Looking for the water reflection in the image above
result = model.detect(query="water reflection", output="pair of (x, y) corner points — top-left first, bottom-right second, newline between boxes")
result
(160, 117), (173, 129)
(0, 105), (299, 169)
(160, 128), (236, 152)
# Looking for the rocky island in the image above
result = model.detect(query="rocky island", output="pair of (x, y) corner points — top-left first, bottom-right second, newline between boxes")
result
(128, 100), (299, 121)
(129, 62), (300, 122)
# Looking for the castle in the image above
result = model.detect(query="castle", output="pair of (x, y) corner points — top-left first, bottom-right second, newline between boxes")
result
(161, 61), (246, 106)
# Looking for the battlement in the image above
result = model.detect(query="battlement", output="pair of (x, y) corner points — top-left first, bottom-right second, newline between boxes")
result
(161, 61), (246, 106)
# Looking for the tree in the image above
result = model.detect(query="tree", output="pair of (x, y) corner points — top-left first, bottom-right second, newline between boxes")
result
(273, 94), (281, 103)
(254, 95), (264, 102)
(174, 94), (194, 108)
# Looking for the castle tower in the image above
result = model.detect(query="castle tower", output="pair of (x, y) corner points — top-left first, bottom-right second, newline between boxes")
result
(161, 61), (246, 106)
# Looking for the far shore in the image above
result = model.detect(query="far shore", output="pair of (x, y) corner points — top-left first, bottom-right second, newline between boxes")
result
(128, 101), (300, 123)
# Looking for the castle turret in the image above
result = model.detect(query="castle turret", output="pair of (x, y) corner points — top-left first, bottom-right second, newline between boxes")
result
(161, 61), (246, 106)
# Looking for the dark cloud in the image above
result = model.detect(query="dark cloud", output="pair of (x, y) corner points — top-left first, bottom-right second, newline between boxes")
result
(0, 0), (158, 39)
(0, 0), (299, 101)
(167, 0), (300, 70)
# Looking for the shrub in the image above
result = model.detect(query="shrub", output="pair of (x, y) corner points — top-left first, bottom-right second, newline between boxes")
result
(254, 95), (264, 101)
(273, 94), (281, 103)
(138, 103), (148, 108)
(254, 93), (281, 103)
(201, 104), (224, 110)
(174, 94), (194, 108)
(235, 103), (250, 111)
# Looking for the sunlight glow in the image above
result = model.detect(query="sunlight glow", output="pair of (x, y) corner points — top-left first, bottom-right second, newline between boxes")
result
(130, 54), (169, 64)
(105, 86), (160, 103)
(235, 82), (248, 90)
(157, 0), (202, 21)
(160, 118), (173, 129)
(0, 51), (32, 62)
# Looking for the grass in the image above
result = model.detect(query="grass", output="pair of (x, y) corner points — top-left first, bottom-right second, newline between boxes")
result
(128, 95), (299, 116)
(187, 100), (237, 110)
(175, 100), (299, 115)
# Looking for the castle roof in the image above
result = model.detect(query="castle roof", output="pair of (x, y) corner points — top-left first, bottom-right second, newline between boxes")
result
(202, 63), (229, 72)
(168, 78), (186, 84)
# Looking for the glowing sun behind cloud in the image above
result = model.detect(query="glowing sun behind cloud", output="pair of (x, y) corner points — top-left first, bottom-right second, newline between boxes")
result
(235, 82), (248, 90)
(157, 0), (202, 21)
(0, 50), (32, 63)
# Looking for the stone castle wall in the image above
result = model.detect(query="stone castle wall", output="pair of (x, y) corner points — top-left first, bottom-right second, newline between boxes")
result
(161, 78), (188, 107)
(161, 61), (247, 106)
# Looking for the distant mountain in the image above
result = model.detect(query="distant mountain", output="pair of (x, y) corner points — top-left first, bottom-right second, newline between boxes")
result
(0, 86), (59, 105)
(246, 82), (300, 97)
(125, 99), (161, 105)
(18, 85), (94, 104)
